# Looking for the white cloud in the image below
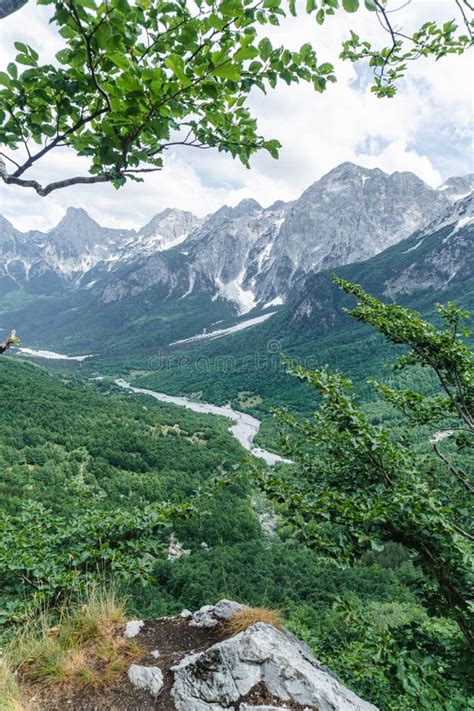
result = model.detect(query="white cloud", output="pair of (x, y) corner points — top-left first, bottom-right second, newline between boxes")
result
(0, 0), (472, 231)
(356, 140), (443, 186)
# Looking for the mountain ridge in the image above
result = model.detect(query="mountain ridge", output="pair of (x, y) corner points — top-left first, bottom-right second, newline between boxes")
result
(1, 162), (472, 353)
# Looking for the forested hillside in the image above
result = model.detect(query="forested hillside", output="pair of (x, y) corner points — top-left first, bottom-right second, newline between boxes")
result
(1, 304), (473, 710)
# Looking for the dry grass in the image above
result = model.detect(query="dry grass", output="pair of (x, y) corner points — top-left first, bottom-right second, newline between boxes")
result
(0, 658), (24, 711)
(226, 606), (283, 636)
(3, 586), (141, 703)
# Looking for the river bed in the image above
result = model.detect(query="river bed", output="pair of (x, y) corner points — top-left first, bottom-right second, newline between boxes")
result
(11, 345), (290, 465)
(115, 379), (291, 466)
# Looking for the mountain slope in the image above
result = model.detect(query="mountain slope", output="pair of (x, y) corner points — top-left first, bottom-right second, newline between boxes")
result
(117, 193), (473, 415)
(288, 193), (473, 333)
(2, 163), (470, 353)
(88, 162), (450, 314)
(439, 174), (474, 201)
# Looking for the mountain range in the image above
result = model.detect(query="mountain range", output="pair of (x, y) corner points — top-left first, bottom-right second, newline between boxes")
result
(1, 162), (472, 354)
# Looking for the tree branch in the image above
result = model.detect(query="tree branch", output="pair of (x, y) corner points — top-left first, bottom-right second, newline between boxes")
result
(432, 440), (474, 494)
(0, 158), (114, 195)
(12, 107), (107, 178)
(0, 330), (18, 354)
(455, 0), (473, 38)
(67, 0), (112, 111)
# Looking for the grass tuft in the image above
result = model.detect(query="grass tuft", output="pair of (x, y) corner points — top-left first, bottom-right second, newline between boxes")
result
(3, 585), (139, 704)
(0, 658), (24, 711)
(226, 606), (283, 636)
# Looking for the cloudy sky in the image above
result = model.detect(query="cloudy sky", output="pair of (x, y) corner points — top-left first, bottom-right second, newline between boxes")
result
(0, 0), (472, 231)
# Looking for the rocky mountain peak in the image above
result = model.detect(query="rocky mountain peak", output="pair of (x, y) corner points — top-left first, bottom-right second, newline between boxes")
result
(54, 206), (104, 237)
(231, 198), (262, 216)
(0, 161), (459, 316)
(250, 162), (449, 306)
(438, 174), (474, 202)
(137, 208), (201, 252)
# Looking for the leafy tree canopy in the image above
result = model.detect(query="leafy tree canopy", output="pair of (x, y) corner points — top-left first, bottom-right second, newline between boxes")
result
(258, 278), (474, 646)
(0, 0), (472, 195)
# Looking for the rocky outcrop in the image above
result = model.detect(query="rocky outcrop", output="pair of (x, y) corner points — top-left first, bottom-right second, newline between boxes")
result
(124, 600), (378, 710)
(128, 664), (164, 696)
(171, 620), (376, 710)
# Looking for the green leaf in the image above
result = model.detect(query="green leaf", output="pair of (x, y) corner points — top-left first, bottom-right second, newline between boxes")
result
(16, 54), (37, 67)
(342, 0), (359, 12)
(258, 37), (272, 62)
(235, 46), (259, 61)
(14, 41), (28, 54)
(319, 62), (334, 74)
(0, 71), (11, 87)
(212, 63), (241, 80)
(108, 53), (130, 70)
(165, 53), (190, 84)
(7, 63), (17, 79)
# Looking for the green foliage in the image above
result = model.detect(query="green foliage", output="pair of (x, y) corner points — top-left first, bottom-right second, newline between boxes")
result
(126, 540), (472, 709)
(1, 0), (336, 193)
(288, 596), (472, 710)
(335, 277), (474, 432)
(0, 498), (184, 626)
(1, 0), (471, 193)
(2, 282), (474, 705)
(340, 14), (473, 98)
(258, 281), (474, 644)
(0, 360), (257, 628)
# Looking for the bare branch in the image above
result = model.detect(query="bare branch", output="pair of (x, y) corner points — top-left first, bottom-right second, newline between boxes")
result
(455, 0), (473, 38)
(0, 151), (21, 169)
(66, 0), (112, 111)
(0, 330), (18, 354)
(431, 440), (474, 494)
(0, 158), (114, 195)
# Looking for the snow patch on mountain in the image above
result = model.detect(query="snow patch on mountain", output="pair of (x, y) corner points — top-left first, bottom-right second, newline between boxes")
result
(214, 271), (257, 314)
(170, 312), (276, 345)
(264, 296), (284, 308)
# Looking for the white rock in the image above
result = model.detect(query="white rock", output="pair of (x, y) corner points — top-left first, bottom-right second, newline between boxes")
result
(180, 608), (193, 619)
(190, 599), (245, 628)
(171, 622), (378, 711)
(124, 620), (144, 638)
(240, 706), (290, 710)
(150, 649), (161, 659)
(128, 664), (164, 697)
(167, 532), (191, 561)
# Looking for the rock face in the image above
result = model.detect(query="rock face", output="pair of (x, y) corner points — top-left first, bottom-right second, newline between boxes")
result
(171, 620), (376, 711)
(124, 619), (144, 638)
(93, 163), (450, 313)
(439, 174), (474, 201)
(189, 599), (245, 628)
(124, 600), (378, 710)
(136, 208), (201, 254)
(0, 206), (197, 296)
(3, 163), (471, 352)
(252, 163), (449, 305)
(2, 163), (460, 309)
(288, 192), (473, 331)
(383, 193), (473, 297)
